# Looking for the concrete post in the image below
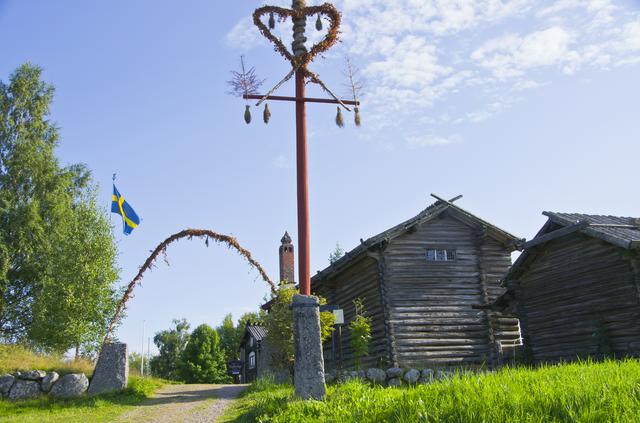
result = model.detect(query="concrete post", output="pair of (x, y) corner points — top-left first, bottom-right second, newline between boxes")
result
(292, 294), (326, 400)
(88, 342), (129, 395)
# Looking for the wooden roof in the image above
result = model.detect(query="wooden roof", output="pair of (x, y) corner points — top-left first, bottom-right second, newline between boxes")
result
(503, 211), (640, 285)
(241, 325), (267, 344)
(312, 194), (523, 285)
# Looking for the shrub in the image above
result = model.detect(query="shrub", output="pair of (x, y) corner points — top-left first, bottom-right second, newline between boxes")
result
(349, 298), (371, 369)
(179, 324), (228, 383)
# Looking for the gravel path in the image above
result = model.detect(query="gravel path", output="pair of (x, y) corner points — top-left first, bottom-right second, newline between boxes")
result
(116, 384), (247, 423)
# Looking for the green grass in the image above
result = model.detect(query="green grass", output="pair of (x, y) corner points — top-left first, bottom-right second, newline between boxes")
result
(0, 376), (165, 423)
(220, 360), (640, 422)
(0, 344), (94, 377)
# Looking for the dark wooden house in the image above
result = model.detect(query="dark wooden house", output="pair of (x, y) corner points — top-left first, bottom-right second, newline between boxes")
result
(238, 324), (266, 383)
(488, 212), (640, 363)
(311, 195), (523, 369)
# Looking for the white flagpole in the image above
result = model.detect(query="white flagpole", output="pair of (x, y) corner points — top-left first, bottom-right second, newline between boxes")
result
(141, 320), (145, 377)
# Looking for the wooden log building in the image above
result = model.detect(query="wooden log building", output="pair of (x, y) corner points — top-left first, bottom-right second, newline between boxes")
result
(311, 195), (523, 369)
(487, 212), (640, 363)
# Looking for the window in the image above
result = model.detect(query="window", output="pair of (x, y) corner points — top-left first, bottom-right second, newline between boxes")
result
(426, 248), (456, 262)
(249, 352), (256, 369)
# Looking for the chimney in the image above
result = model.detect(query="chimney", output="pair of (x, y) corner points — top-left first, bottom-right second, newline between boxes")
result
(279, 231), (295, 284)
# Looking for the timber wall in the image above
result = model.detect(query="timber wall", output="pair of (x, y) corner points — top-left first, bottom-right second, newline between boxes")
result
(515, 233), (640, 362)
(314, 256), (389, 368)
(384, 214), (516, 367)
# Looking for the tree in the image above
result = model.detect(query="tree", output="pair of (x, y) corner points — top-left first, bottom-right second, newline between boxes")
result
(179, 324), (228, 383)
(262, 283), (335, 374)
(329, 242), (344, 264)
(129, 351), (150, 376)
(0, 64), (119, 352)
(349, 298), (372, 369)
(149, 318), (190, 380)
(216, 311), (265, 364)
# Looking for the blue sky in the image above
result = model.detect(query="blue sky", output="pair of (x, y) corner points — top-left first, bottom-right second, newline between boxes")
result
(1, 0), (639, 355)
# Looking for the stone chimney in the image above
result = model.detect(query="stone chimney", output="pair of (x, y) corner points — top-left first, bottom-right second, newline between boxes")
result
(279, 231), (295, 284)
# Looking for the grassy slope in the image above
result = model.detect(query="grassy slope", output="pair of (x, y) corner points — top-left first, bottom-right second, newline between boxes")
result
(0, 344), (169, 422)
(0, 345), (93, 377)
(0, 376), (164, 423)
(221, 360), (640, 423)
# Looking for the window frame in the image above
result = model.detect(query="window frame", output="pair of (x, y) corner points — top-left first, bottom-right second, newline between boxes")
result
(425, 247), (458, 263)
(248, 351), (256, 369)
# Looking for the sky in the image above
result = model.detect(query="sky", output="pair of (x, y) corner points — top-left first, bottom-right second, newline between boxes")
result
(1, 0), (639, 356)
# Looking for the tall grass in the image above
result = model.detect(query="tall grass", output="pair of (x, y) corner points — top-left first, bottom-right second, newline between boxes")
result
(222, 359), (640, 422)
(0, 344), (94, 376)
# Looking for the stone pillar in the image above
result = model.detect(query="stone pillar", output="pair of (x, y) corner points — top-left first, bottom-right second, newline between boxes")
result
(88, 342), (128, 395)
(292, 294), (326, 400)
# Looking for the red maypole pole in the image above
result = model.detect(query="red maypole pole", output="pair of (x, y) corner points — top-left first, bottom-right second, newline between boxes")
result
(295, 69), (311, 295)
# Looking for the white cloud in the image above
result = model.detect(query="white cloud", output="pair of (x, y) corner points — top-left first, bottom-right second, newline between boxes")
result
(225, 17), (263, 50)
(471, 27), (576, 78)
(225, 0), (640, 132)
(272, 155), (291, 169)
(406, 134), (458, 148)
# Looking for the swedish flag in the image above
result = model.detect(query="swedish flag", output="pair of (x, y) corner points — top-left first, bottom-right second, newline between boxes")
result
(111, 185), (141, 235)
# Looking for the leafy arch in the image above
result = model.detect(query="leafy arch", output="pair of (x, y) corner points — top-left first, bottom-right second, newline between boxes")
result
(104, 229), (276, 341)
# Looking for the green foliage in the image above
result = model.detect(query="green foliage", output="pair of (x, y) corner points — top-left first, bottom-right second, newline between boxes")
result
(179, 323), (228, 384)
(328, 242), (344, 264)
(128, 352), (150, 377)
(593, 320), (614, 358)
(0, 64), (119, 352)
(217, 311), (266, 364)
(149, 318), (190, 380)
(349, 298), (371, 368)
(222, 360), (640, 422)
(263, 283), (335, 374)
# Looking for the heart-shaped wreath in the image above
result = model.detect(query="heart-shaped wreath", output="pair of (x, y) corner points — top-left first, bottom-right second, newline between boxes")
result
(253, 3), (341, 79)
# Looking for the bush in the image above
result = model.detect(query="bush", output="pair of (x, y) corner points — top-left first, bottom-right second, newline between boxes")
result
(262, 283), (335, 375)
(179, 324), (228, 383)
(349, 298), (371, 369)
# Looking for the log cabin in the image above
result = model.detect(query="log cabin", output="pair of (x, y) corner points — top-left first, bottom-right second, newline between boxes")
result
(487, 212), (640, 364)
(311, 195), (523, 369)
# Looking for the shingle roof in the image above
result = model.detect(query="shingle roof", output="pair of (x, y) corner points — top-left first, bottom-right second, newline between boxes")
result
(246, 325), (267, 342)
(312, 195), (522, 284)
(544, 212), (640, 250)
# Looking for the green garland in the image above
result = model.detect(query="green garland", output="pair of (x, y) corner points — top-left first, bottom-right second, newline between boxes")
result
(252, 3), (342, 81)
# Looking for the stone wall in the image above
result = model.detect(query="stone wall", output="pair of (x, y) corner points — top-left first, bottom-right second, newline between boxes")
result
(325, 367), (463, 387)
(0, 370), (89, 400)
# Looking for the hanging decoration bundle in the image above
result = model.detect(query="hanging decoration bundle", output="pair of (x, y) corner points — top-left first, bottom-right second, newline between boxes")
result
(244, 105), (252, 124)
(269, 12), (276, 29)
(335, 106), (344, 128)
(263, 103), (271, 124)
(230, 2), (363, 127)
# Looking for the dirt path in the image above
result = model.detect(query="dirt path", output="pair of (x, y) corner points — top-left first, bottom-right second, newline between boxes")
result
(116, 384), (247, 423)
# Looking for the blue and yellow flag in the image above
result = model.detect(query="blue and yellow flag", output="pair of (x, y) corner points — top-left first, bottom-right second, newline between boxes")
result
(111, 185), (141, 235)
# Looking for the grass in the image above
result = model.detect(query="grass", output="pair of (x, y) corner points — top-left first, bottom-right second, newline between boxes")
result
(0, 376), (166, 423)
(0, 345), (93, 377)
(220, 359), (640, 422)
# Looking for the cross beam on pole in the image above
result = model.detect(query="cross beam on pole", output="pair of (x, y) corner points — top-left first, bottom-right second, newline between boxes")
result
(243, 94), (359, 106)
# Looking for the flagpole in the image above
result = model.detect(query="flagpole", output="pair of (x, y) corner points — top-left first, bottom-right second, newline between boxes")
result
(141, 320), (145, 377)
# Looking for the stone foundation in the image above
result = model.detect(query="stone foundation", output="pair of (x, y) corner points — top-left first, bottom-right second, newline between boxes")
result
(1, 371), (88, 400)
(325, 367), (461, 387)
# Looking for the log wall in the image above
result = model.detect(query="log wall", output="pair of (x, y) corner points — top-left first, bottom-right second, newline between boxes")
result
(313, 256), (389, 368)
(515, 233), (640, 363)
(384, 214), (517, 368)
